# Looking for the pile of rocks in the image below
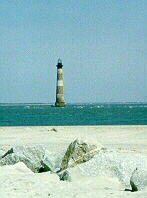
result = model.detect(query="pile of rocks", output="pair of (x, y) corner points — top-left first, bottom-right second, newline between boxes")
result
(0, 138), (147, 192)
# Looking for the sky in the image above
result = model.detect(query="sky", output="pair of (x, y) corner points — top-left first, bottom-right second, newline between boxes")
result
(0, 0), (147, 103)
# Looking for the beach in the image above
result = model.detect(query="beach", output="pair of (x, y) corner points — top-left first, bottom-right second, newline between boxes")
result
(0, 125), (147, 197)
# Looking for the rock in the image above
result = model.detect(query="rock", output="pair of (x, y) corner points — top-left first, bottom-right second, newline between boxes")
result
(58, 169), (123, 191)
(0, 150), (6, 160)
(2, 148), (13, 158)
(50, 128), (58, 132)
(58, 170), (71, 181)
(0, 145), (47, 173)
(130, 168), (147, 191)
(41, 150), (65, 172)
(0, 145), (66, 173)
(60, 138), (105, 171)
(58, 150), (147, 189)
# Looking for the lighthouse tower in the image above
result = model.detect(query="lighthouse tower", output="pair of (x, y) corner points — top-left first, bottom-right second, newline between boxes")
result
(55, 59), (66, 107)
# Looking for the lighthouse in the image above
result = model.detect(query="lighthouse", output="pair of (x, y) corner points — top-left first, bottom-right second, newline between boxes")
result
(55, 59), (66, 107)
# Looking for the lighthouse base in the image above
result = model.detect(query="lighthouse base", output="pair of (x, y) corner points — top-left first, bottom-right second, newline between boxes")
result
(55, 102), (66, 107)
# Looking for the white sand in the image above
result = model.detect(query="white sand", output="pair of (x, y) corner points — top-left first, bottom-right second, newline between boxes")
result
(0, 125), (147, 197)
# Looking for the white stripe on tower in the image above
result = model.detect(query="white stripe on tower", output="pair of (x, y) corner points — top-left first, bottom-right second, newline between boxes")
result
(57, 80), (64, 86)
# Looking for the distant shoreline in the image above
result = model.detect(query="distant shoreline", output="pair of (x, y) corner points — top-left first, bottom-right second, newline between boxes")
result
(0, 102), (147, 106)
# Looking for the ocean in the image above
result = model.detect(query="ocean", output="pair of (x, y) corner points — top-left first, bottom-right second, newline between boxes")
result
(0, 103), (147, 126)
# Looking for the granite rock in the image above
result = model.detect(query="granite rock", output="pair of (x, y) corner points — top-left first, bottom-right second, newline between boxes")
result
(58, 150), (147, 189)
(130, 168), (147, 191)
(0, 145), (47, 172)
(60, 138), (105, 171)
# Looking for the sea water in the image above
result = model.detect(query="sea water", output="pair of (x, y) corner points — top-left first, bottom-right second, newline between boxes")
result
(0, 103), (147, 126)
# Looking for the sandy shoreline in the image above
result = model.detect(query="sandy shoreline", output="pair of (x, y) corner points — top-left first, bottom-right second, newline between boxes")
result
(0, 125), (147, 197)
(1, 125), (147, 154)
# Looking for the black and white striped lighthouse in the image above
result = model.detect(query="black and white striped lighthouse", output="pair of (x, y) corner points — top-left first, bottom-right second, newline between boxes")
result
(55, 59), (66, 107)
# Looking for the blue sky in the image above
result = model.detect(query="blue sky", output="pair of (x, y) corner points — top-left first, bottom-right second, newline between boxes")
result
(0, 0), (147, 103)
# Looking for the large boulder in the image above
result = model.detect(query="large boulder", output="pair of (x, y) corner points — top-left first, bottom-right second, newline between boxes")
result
(0, 145), (68, 173)
(60, 138), (105, 171)
(41, 138), (102, 173)
(58, 150), (147, 189)
(130, 168), (147, 191)
(41, 150), (65, 173)
(0, 145), (48, 173)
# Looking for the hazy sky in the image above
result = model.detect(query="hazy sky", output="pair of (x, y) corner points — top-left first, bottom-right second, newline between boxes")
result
(0, 0), (147, 103)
